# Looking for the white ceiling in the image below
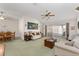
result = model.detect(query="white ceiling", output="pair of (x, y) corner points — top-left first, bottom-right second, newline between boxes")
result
(0, 3), (79, 25)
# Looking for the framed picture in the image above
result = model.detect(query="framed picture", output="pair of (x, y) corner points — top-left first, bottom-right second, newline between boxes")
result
(27, 22), (38, 29)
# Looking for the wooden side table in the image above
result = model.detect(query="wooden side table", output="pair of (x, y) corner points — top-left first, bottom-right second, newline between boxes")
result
(44, 39), (55, 49)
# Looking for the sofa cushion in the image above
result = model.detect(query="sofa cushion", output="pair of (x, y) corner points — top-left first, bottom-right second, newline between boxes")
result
(72, 36), (79, 49)
(73, 41), (79, 49)
(65, 41), (74, 46)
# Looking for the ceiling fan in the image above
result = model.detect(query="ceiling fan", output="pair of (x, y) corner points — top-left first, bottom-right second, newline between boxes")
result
(41, 10), (55, 20)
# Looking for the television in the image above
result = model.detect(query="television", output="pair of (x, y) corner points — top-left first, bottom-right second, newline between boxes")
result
(27, 22), (38, 29)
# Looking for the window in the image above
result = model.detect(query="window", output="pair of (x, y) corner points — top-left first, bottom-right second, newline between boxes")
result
(52, 26), (63, 35)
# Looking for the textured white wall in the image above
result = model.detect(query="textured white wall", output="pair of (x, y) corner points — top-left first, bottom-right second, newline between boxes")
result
(19, 17), (41, 40)
(19, 18), (25, 40)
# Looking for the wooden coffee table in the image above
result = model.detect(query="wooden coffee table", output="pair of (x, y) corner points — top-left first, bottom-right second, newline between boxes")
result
(44, 39), (55, 49)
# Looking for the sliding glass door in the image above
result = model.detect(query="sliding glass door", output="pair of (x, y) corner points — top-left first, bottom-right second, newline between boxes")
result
(44, 25), (66, 38)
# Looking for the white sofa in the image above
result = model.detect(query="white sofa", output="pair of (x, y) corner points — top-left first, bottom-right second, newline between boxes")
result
(55, 42), (79, 56)
(54, 37), (79, 56)
(24, 32), (41, 40)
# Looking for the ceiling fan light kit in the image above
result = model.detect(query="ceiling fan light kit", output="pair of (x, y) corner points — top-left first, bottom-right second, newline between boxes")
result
(0, 16), (5, 20)
(0, 11), (5, 20)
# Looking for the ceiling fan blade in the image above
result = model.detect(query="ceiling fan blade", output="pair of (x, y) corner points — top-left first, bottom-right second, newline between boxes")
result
(49, 14), (55, 16)
(47, 12), (51, 15)
(44, 12), (51, 16)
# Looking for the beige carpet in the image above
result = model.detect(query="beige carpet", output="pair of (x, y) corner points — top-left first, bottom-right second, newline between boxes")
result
(3, 37), (55, 56)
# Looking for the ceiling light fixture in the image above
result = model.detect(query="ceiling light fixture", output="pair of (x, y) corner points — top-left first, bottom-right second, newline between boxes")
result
(0, 16), (4, 20)
(0, 11), (5, 20)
